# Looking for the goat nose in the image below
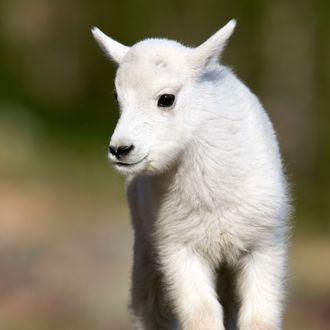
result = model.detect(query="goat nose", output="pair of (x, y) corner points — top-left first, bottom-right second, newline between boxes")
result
(109, 144), (134, 159)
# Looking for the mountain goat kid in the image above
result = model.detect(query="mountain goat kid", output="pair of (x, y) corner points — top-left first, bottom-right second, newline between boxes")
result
(92, 19), (290, 330)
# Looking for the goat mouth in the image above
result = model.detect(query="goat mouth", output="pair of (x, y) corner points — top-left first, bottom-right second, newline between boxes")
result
(114, 155), (147, 167)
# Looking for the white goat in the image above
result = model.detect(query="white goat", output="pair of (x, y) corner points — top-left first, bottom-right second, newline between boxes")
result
(92, 19), (290, 330)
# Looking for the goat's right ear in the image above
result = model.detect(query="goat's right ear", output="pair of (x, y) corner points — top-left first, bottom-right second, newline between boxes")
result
(91, 27), (129, 64)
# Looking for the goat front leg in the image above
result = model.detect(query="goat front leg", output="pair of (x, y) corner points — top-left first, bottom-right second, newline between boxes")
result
(236, 245), (286, 330)
(160, 245), (225, 330)
(130, 239), (173, 330)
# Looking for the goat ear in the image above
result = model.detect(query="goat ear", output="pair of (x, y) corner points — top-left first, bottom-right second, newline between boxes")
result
(192, 19), (236, 69)
(92, 27), (129, 64)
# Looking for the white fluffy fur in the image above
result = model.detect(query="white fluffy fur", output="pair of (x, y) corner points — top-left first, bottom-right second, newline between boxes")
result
(92, 19), (290, 330)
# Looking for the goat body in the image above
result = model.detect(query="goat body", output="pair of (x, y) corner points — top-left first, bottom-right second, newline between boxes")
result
(93, 20), (290, 330)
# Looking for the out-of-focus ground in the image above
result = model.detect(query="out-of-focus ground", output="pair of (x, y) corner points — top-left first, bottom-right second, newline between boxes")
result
(0, 116), (329, 330)
(0, 115), (131, 330)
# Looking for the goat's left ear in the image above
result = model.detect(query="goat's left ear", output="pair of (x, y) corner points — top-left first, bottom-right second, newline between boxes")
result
(191, 19), (236, 69)
(92, 27), (129, 64)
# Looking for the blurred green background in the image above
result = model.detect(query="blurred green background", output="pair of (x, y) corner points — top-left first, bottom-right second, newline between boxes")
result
(0, 0), (329, 329)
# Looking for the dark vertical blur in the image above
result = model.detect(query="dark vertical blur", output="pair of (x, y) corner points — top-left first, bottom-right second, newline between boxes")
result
(0, 0), (329, 329)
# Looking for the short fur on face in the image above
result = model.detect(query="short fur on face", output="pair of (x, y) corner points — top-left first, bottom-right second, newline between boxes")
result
(92, 20), (236, 175)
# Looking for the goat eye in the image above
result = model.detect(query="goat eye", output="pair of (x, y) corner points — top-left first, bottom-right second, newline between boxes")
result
(157, 94), (175, 108)
(114, 90), (118, 101)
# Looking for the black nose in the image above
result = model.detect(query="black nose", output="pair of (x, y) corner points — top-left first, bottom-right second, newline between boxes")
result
(109, 144), (134, 159)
